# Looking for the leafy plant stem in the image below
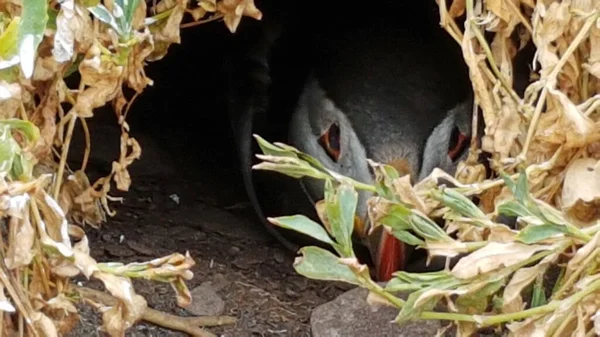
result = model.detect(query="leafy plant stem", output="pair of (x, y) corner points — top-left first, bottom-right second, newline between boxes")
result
(482, 274), (600, 326)
(362, 278), (405, 307)
(552, 247), (600, 300)
(53, 110), (77, 199)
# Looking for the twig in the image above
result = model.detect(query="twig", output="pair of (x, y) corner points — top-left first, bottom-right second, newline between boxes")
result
(519, 11), (599, 161)
(53, 110), (78, 199)
(73, 286), (236, 337)
(80, 117), (91, 172)
(181, 14), (224, 29)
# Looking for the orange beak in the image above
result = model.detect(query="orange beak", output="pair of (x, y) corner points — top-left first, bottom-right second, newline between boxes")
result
(370, 225), (406, 281)
(355, 216), (406, 282)
(355, 157), (414, 281)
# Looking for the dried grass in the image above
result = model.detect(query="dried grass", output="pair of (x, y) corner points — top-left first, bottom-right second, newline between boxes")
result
(0, 0), (260, 336)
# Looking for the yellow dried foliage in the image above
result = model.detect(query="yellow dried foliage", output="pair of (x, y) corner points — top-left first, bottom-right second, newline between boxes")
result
(425, 0), (600, 335)
(0, 0), (261, 336)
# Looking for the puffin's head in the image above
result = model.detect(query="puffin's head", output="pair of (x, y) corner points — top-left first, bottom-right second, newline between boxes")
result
(287, 21), (472, 281)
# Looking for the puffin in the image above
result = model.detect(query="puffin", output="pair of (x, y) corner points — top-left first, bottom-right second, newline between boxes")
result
(224, 0), (473, 281)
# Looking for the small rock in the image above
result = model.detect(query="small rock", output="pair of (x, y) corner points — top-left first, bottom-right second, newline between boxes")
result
(193, 231), (208, 241)
(285, 289), (299, 299)
(185, 283), (225, 316)
(104, 243), (134, 258)
(273, 251), (285, 264)
(126, 241), (154, 256)
(311, 287), (441, 337)
(232, 255), (263, 270)
(228, 246), (241, 256)
(101, 234), (112, 242)
(209, 273), (231, 292)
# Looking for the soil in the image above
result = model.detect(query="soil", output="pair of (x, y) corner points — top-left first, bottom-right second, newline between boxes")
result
(65, 118), (352, 337)
(62, 22), (351, 335)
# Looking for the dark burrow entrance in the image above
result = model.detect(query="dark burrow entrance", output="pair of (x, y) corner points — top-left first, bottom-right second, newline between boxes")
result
(62, 1), (472, 336)
(64, 6), (353, 336)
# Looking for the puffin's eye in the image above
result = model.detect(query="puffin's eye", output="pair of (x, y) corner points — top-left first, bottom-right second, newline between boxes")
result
(318, 123), (341, 162)
(448, 126), (468, 162)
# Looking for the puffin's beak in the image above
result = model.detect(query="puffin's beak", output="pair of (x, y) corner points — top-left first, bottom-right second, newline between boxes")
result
(369, 222), (406, 281)
(358, 158), (413, 281)
(354, 215), (406, 282)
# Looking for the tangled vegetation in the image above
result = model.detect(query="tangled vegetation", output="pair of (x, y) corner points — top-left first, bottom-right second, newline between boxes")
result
(2, 0), (598, 336)
(257, 0), (600, 336)
(0, 0), (260, 336)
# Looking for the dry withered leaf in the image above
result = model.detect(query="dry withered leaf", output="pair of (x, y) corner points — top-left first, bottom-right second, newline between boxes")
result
(151, 0), (187, 46)
(423, 240), (470, 260)
(483, 94), (523, 157)
(217, 0), (262, 33)
(126, 31), (155, 92)
(451, 242), (554, 279)
(4, 206), (35, 269)
(502, 261), (550, 313)
(487, 0), (512, 25)
(76, 44), (123, 118)
(59, 170), (105, 227)
(94, 272), (147, 329)
(0, 283), (15, 312)
(531, 1), (570, 77)
(111, 132), (141, 191)
(101, 304), (126, 336)
(448, 0), (466, 18)
(565, 231), (600, 279)
(561, 157), (600, 223)
(0, 81), (22, 119)
(392, 175), (429, 214)
(32, 311), (59, 337)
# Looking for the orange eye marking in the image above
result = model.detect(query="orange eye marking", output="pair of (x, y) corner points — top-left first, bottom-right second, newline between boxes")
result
(318, 123), (341, 162)
(448, 127), (468, 161)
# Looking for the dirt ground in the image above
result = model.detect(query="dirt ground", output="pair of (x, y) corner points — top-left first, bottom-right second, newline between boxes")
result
(65, 86), (351, 337)
(54, 21), (362, 336)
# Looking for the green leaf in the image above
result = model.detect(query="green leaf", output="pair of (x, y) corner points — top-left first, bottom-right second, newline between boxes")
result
(531, 276), (547, 308)
(410, 212), (451, 242)
(11, 153), (33, 180)
(0, 119), (41, 143)
(378, 202), (412, 231)
(431, 188), (486, 219)
(497, 200), (532, 218)
(117, 0), (141, 30)
(391, 230), (424, 246)
(395, 278), (463, 323)
(501, 172), (518, 197)
(268, 215), (335, 246)
(0, 127), (17, 176)
(455, 278), (505, 312)
(0, 120), (39, 180)
(369, 160), (400, 200)
(515, 170), (529, 204)
(46, 8), (59, 31)
(385, 270), (453, 292)
(81, 0), (101, 7)
(254, 135), (299, 159)
(19, 0), (49, 78)
(87, 4), (122, 35)
(293, 246), (360, 285)
(0, 17), (21, 60)
(516, 224), (567, 244)
(535, 201), (567, 226)
(325, 181), (357, 256)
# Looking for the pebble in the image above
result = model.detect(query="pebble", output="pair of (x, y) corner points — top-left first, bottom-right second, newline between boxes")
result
(228, 246), (241, 256)
(126, 241), (154, 256)
(185, 282), (225, 317)
(311, 286), (441, 337)
(104, 243), (135, 258)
